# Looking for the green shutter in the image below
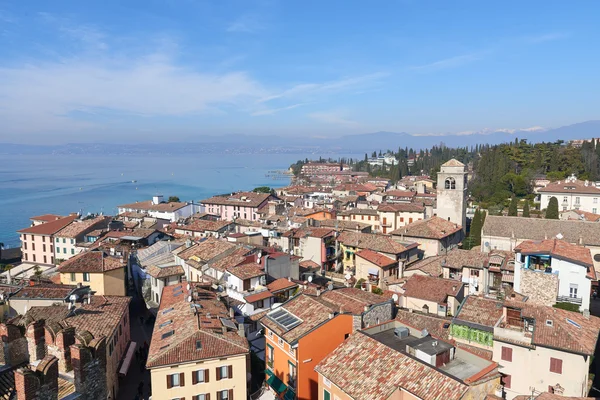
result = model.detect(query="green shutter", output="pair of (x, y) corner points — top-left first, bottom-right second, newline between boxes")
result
(324, 390), (331, 400)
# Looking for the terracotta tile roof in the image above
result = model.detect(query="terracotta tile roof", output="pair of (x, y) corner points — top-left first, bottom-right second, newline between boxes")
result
(442, 159), (465, 167)
(355, 249), (397, 267)
(539, 178), (600, 194)
(385, 190), (417, 198)
(18, 215), (78, 235)
(315, 331), (469, 400)
(11, 283), (79, 300)
(513, 393), (596, 400)
(17, 296), (130, 341)
(456, 342), (494, 360)
(58, 251), (125, 273)
(403, 275), (463, 304)
(320, 288), (391, 315)
(441, 248), (489, 269)
(337, 208), (379, 216)
(282, 227), (335, 239)
(147, 284), (248, 368)
(318, 219), (371, 231)
(515, 239), (593, 268)
(338, 231), (417, 255)
(390, 216), (462, 239)
(146, 264), (185, 279)
(200, 192), (273, 208)
(30, 214), (64, 222)
(177, 238), (237, 262)
(119, 211), (147, 218)
(395, 309), (451, 340)
(333, 183), (378, 192)
(118, 200), (189, 212)
(176, 220), (232, 233)
(227, 263), (265, 280)
(299, 260), (320, 269)
(267, 278), (298, 293)
(403, 256), (444, 277)
(55, 216), (111, 238)
(209, 247), (252, 272)
(453, 296), (504, 329)
(482, 215), (600, 246)
(377, 203), (425, 213)
(244, 290), (274, 303)
(505, 301), (600, 355)
(260, 294), (335, 344)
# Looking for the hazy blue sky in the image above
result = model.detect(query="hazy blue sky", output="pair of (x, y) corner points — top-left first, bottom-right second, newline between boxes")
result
(1, 0), (599, 143)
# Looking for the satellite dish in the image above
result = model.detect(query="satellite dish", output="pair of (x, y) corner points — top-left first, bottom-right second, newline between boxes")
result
(328, 283), (334, 290)
(187, 295), (192, 303)
(289, 249), (294, 255)
(308, 276), (313, 283)
(186, 283), (190, 291)
(344, 273), (351, 280)
(392, 294), (399, 302)
(258, 251), (263, 259)
(257, 256), (261, 264)
(556, 233), (564, 240)
(69, 294), (78, 302)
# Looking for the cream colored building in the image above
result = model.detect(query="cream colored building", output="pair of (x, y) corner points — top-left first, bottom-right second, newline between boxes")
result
(147, 284), (249, 400)
(58, 251), (126, 296)
(18, 215), (78, 266)
(54, 216), (111, 261)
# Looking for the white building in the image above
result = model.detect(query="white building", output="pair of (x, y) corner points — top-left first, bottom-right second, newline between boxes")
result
(513, 239), (594, 311)
(117, 195), (200, 222)
(367, 154), (398, 167)
(434, 159), (467, 231)
(538, 174), (600, 214)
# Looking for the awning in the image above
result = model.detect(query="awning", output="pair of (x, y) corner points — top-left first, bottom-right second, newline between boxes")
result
(118, 341), (137, 376)
(368, 268), (379, 276)
(266, 374), (287, 394)
(284, 389), (296, 400)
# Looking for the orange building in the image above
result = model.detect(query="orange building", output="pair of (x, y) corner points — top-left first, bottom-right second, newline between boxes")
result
(260, 294), (354, 400)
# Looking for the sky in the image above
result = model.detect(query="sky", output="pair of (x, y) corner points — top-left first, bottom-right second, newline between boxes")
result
(1, 0), (599, 143)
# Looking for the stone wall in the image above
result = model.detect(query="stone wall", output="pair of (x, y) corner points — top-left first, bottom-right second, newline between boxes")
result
(520, 268), (558, 306)
(362, 301), (394, 328)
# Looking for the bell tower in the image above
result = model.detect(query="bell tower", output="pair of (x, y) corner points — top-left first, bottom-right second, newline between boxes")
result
(436, 159), (467, 231)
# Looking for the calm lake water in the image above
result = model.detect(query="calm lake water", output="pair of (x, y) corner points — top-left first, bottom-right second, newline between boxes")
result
(0, 153), (328, 248)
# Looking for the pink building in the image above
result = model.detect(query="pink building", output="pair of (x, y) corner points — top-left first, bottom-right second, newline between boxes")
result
(200, 191), (276, 221)
(19, 215), (78, 266)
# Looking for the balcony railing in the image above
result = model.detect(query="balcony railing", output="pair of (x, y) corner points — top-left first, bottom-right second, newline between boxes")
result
(287, 374), (297, 389)
(267, 359), (273, 369)
(557, 295), (582, 305)
(494, 326), (532, 346)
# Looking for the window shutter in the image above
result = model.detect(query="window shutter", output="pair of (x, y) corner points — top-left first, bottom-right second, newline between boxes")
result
(216, 367), (221, 381)
(167, 375), (172, 389)
(206, 394), (210, 400)
(503, 375), (511, 389)
(228, 365), (233, 379)
(180, 372), (185, 386)
(193, 370), (198, 384)
(205, 369), (209, 382)
(229, 389), (234, 400)
(193, 396), (197, 400)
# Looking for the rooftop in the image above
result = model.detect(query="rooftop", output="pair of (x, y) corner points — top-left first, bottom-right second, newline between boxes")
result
(118, 199), (189, 212)
(176, 220), (232, 233)
(395, 309), (451, 340)
(454, 296), (504, 330)
(538, 177), (600, 195)
(18, 215), (78, 235)
(146, 264), (185, 279)
(441, 248), (489, 269)
(355, 249), (397, 268)
(55, 216), (111, 238)
(390, 216), (462, 240)
(319, 287), (390, 315)
(201, 191), (273, 208)
(30, 214), (64, 222)
(267, 278), (298, 294)
(58, 251), (125, 273)
(515, 238), (593, 268)
(227, 263), (265, 280)
(403, 255), (444, 277)
(338, 231), (417, 255)
(403, 275), (463, 304)
(177, 238), (237, 263)
(377, 203), (425, 213)
(442, 159), (465, 168)
(9, 283), (84, 300)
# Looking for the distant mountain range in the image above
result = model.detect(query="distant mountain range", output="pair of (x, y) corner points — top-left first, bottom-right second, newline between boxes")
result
(2, 120), (599, 155)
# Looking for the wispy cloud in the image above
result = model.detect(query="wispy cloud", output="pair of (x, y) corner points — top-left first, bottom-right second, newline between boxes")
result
(413, 126), (546, 137)
(525, 32), (569, 44)
(308, 111), (359, 127)
(38, 11), (108, 51)
(226, 14), (265, 33)
(251, 103), (305, 116)
(409, 52), (485, 72)
(260, 72), (388, 103)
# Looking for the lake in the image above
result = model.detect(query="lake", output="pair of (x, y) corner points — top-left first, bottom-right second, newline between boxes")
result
(0, 153), (326, 248)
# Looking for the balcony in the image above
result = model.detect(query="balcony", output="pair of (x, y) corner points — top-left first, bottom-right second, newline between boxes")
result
(267, 359), (274, 369)
(287, 374), (297, 389)
(557, 295), (582, 305)
(494, 325), (533, 347)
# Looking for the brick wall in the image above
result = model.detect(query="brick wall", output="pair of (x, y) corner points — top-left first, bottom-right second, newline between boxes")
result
(520, 268), (559, 306)
(0, 323), (29, 366)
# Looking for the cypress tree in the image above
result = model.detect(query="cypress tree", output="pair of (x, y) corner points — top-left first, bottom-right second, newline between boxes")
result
(545, 196), (559, 219)
(523, 201), (530, 217)
(480, 210), (487, 232)
(470, 209), (482, 247)
(508, 196), (518, 216)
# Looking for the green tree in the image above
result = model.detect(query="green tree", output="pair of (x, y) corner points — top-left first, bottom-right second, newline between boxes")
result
(168, 196), (180, 202)
(253, 186), (272, 194)
(508, 196), (518, 216)
(469, 209), (482, 247)
(480, 210), (487, 230)
(545, 196), (559, 219)
(522, 201), (530, 217)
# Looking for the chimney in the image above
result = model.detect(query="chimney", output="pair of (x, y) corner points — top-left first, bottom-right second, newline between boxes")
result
(71, 338), (107, 398)
(363, 305), (369, 312)
(54, 327), (75, 373)
(316, 288), (321, 296)
(25, 320), (45, 362)
(328, 312), (335, 319)
(229, 307), (235, 319)
(288, 277), (292, 282)
(14, 368), (39, 400)
(237, 322), (245, 338)
(15, 355), (59, 400)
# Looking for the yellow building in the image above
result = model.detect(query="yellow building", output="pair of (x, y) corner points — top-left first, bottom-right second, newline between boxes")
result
(58, 251), (126, 296)
(147, 284), (250, 400)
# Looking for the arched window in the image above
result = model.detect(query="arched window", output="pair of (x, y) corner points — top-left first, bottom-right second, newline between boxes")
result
(445, 177), (456, 189)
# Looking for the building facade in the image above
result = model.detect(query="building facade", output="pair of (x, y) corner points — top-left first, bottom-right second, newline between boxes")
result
(435, 159), (467, 231)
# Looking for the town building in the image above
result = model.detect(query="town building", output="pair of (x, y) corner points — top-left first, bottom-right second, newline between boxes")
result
(57, 251), (127, 296)
(560, 209), (600, 222)
(355, 246), (417, 290)
(538, 175), (600, 214)
(300, 163), (345, 176)
(117, 195), (199, 222)
(281, 227), (337, 271)
(18, 215), (78, 266)
(376, 203), (426, 234)
(54, 215), (111, 261)
(147, 284), (249, 400)
(336, 208), (379, 232)
(401, 275), (465, 317)
(390, 216), (464, 258)
(174, 219), (235, 238)
(4, 283), (92, 317)
(450, 295), (504, 350)
(435, 159), (468, 230)
(146, 264), (185, 304)
(494, 300), (600, 399)
(201, 192), (276, 221)
(513, 239), (595, 311)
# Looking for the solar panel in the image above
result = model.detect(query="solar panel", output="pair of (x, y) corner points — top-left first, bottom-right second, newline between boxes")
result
(267, 309), (302, 331)
(220, 318), (238, 330)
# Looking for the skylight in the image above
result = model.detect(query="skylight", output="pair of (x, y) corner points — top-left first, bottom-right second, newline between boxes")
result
(196, 340), (202, 350)
(162, 307), (174, 315)
(267, 308), (302, 331)
(566, 318), (581, 329)
(162, 330), (175, 340)
(159, 320), (172, 328)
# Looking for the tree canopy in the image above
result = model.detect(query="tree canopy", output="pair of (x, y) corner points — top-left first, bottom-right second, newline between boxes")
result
(546, 196), (559, 219)
(253, 186), (273, 194)
(168, 196), (180, 202)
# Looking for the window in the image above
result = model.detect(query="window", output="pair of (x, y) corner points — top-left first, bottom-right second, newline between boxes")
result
(595, 198), (598, 204)
(56, 238), (60, 243)
(70, 273), (76, 282)
(503, 375), (511, 389)
(550, 358), (563, 374)
(471, 269), (480, 277)
(501, 346), (512, 362)
(217, 390), (233, 400)
(569, 284), (578, 298)
(71, 239), (75, 244)
(193, 395), (208, 400)
(193, 369), (208, 384)
(563, 196), (568, 203)
(167, 373), (184, 388)
(32, 243), (35, 251)
(63, 248), (67, 254)
(278, 337), (284, 347)
(266, 344), (274, 367)
(71, 249), (75, 255)
(63, 238), (66, 243)
(83, 272), (90, 282)
(575, 197), (580, 205)
(217, 365), (233, 380)
(594, 208), (598, 214)
(43, 244), (46, 252)
(42, 236), (45, 243)
(324, 389), (331, 400)
(33, 255), (36, 262)
(24, 242), (27, 250)
(445, 177), (456, 189)
(255, 299), (264, 308)
(43, 256), (47, 264)
(288, 362), (297, 388)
